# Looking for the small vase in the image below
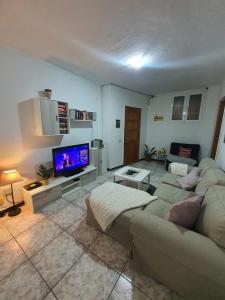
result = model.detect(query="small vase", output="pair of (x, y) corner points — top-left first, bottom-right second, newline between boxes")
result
(41, 179), (49, 186)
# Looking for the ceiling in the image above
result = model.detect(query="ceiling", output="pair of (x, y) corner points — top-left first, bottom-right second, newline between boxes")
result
(1, 0), (225, 94)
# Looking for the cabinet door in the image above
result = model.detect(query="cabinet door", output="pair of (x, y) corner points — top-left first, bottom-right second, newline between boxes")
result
(40, 99), (59, 135)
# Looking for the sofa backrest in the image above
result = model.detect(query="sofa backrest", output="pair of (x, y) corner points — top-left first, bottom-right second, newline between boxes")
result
(195, 168), (225, 195)
(198, 157), (218, 177)
(195, 185), (225, 248)
(170, 142), (200, 161)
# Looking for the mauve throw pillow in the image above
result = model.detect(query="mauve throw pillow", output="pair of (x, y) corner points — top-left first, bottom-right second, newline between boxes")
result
(167, 195), (203, 229)
(177, 167), (201, 190)
(178, 147), (192, 158)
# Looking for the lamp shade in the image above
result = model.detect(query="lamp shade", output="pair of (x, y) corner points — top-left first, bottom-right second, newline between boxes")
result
(0, 170), (23, 186)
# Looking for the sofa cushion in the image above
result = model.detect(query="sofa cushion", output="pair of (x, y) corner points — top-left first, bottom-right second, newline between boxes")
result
(167, 153), (197, 166)
(161, 173), (181, 188)
(177, 167), (201, 190)
(144, 199), (171, 219)
(155, 183), (194, 205)
(195, 185), (225, 248)
(195, 168), (225, 195)
(116, 207), (143, 228)
(198, 158), (218, 177)
(178, 146), (192, 158)
(167, 195), (203, 229)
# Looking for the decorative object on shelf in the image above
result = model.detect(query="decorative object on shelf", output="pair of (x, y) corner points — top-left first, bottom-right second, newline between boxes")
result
(157, 148), (167, 161)
(23, 181), (42, 191)
(57, 101), (69, 134)
(36, 165), (53, 186)
(91, 139), (104, 149)
(44, 89), (52, 99)
(144, 144), (156, 162)
(69, 109), (97, 121)
(0, 169), (23, 217)
(153, 114), (164, 121)
(38, 89), (52, 99)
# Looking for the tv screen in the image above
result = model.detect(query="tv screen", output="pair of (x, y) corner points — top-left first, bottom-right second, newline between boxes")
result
(52, 143), (89, 177)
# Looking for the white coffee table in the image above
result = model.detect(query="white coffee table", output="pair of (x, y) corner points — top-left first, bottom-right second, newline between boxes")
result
(113, 166), (151, 190)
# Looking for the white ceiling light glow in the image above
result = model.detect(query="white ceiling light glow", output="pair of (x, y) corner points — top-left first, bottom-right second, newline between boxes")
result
(127, 54), (151, 69)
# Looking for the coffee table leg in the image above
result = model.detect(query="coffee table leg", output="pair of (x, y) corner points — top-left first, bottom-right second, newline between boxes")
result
(148, 174), (151, 185)
(138, 182), (141, 190)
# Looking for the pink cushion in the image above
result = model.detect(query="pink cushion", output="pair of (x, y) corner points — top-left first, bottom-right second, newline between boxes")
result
(167, 195), (203, 229)
(177, 167), (201, 190)
(178, 147), (192, 158)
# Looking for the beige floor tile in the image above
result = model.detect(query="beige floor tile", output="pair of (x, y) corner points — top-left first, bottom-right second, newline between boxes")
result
(0, 224), (12, 245)
(72, 192), (89, 211)
(0, 239), (27, 281)
(53, 252), (119, 300)
(44, 292), (58, 300)
(68, 215), (101, 248)
(31, 231), (84, 288)
(41, 197), (68, 215)
(90, 234), (129, 272)
(49, 203), (85, 229)
(122, 259), (178, 300)
(4, 207), (45, 236)
(63, 188), (87, 202)
(109, 276), (150, 300)
(16, 218), (62, 257)
(0, 261), (49, 300)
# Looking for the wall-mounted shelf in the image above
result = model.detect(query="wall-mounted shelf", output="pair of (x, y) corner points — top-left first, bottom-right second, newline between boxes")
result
(71, 119), (92, 122)
(69, 109), (96, 121)
(33, 98), (70, 136)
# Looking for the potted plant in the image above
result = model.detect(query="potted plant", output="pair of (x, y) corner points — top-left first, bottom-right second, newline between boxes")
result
(144, 144), (156, 162)
(36, 165), (53, 185)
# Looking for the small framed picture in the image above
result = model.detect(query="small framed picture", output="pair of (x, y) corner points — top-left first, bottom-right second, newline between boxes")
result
(116, 119), (120, 128)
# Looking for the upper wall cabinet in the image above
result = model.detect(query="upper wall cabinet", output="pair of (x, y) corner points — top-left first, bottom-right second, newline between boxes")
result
(33, 98), (70, 136)
(171, 90), (204, 122)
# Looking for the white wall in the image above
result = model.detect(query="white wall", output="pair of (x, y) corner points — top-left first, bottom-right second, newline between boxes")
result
(102, 84), (148, 169)
(0, 46), (102, 178)
(146, 86), (220, 158)
(215, 79), (225, 170)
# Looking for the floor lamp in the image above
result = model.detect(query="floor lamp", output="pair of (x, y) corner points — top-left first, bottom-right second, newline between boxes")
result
(0, 169), (23, 217)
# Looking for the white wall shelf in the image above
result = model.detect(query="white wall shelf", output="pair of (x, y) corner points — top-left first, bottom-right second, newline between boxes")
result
(69, 109), (96, 121)
(33, 98), (70, 136)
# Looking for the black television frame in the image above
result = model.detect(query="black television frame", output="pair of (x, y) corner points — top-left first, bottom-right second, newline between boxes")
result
(52, 143), (89, 177)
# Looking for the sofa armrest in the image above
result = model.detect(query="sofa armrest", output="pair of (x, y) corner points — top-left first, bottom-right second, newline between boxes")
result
(131, 211), (225, 281)
(155, 183), (193, 204)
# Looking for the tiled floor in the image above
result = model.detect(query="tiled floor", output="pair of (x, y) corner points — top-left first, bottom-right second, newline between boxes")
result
(0, 161), (183, 300)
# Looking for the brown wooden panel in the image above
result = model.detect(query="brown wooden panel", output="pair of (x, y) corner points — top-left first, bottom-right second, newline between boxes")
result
(211, 98), (225, 158)
(124, 106), (141, 165)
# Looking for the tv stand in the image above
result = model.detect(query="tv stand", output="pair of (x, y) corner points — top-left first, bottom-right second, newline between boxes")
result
(23, 165), (97, 213)
(63, 168), (84, 177)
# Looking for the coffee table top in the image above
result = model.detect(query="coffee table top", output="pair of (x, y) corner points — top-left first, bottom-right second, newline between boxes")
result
(113, 166), (151, 183)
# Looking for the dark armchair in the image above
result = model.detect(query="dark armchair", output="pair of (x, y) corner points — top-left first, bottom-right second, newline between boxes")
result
(165, 142), (200, 170)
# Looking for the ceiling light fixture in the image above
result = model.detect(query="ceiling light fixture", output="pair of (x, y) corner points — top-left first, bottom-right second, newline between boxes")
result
(128, 55), (145, 69)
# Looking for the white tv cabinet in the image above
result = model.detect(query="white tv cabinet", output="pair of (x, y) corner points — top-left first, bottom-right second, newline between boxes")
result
(23, 166), (96, 213)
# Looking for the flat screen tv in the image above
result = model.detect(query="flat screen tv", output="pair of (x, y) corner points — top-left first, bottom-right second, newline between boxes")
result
(52, 143), (89, 177)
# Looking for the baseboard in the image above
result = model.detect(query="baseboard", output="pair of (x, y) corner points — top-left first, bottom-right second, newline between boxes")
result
(107, 165), (124, 171)
(107, 158), (145, 171)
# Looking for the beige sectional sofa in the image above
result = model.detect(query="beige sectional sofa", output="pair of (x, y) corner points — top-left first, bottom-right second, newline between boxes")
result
(86, 158), (225, 300)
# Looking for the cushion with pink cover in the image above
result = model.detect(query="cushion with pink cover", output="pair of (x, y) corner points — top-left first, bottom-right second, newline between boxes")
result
(167, 195), (203, 229)
(177, 167), (201, 190)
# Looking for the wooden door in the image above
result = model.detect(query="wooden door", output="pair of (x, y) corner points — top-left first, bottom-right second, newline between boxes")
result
(210, 97), (225, 159)
(124, 106), (141, 165)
